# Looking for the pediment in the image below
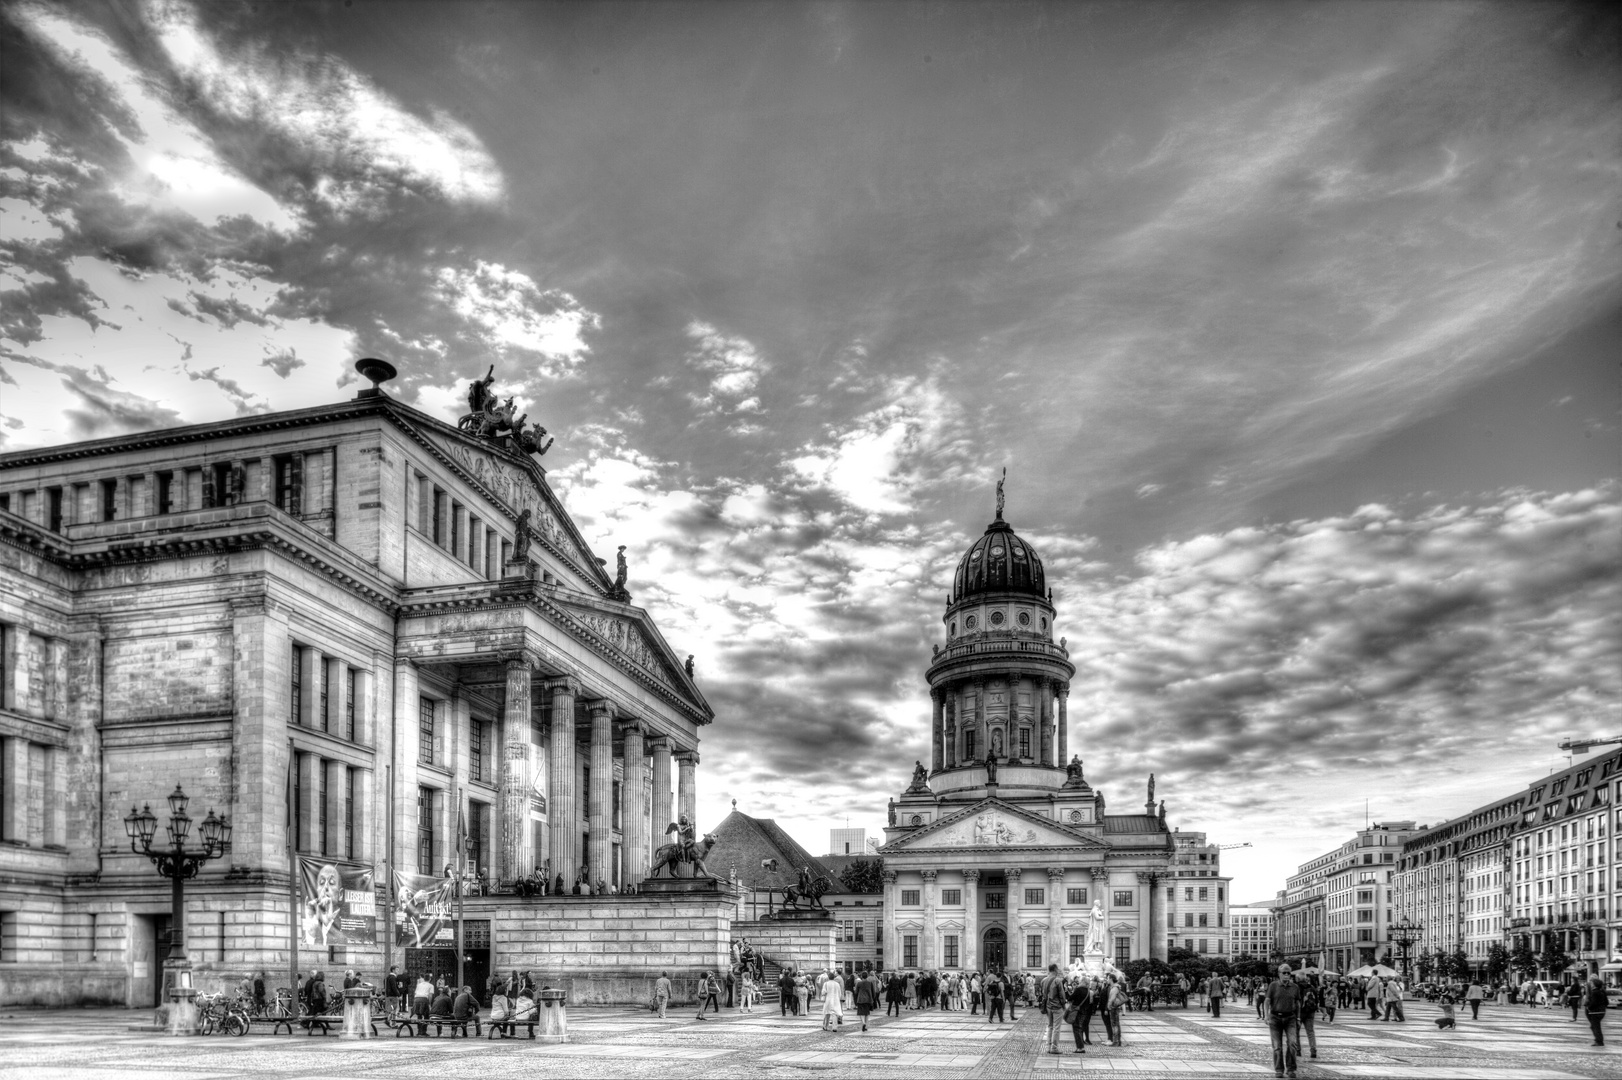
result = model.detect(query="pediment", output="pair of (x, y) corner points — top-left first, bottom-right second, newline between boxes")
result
(1109, 922), (1137, 934)
(416, 422), (598, 580)
(882, 798), (1106, 853)
(554, 598), (686, 690)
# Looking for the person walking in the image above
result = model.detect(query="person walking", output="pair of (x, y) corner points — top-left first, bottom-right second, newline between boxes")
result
(1208, 971), (1227, 1018)
(1566, 981), (1584, 1022)
(1366, 977), (1384, 1020)
(740, 969), (756, 1013)
(1297, 973), (1320, 1061)
(1383, 976), (1406, 1022)
(885, 971), (904, 1017)
(987, 970), (1006, 1023)
(821, 970), (844, 1031)
(1464, 979), (1485, 1021)
(795, 972), (811, 1017)
(1041, 964), (1067, 1055)
(654, 971), (672, 1018)
(695, 970), (721, 1020)
(853, 969), (878, 1032)
(780, 967), (797, 1016)
(1265, 964), (1304, 1079)
(1584, 975), (1608, 1046)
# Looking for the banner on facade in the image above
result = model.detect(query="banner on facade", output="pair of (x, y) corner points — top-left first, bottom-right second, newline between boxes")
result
(393, 869), (458, 949)
(298, 857), (378, 947)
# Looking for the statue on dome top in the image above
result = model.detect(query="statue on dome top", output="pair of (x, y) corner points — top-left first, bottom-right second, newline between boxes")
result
(995, 466), (1007, 520)
(1067, 755), (1085, 783)
(906, 760), (931, 793)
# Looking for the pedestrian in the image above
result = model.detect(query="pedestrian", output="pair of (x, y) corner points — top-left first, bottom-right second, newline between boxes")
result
(1007, 971), (1020, 1021)
(795, 972), (810, 1016)
(1366, 977), (1383, 1021)
(725, 967), (735, 1009)
(886, 970), (904, 1017)
(987, 970), (1006, 1023)
(853, 969), (877, 1032)
(1584, 975), (1608, 1046)
(253, 969), (269, 1015)
(1041, 963), (1067, 1055)
(695, 970), (721, 1020)
(821, 970), (844, 1031)
(1382, 976), (1406, 1022)
(413, 972), (434, 1022)
(1105, 976), (1127, 1046)
(970, 971), (983, 1014)
(1067, 977), (1092, 1052)
(1297, 973), (1320, 1061)
(1566, 981), (1584, 1022)
(1464, 979), (1484, 1021)
(1265, 964), (1303, 1079)
(740, 969), (756, 1012)
(780, 967), (797, 1016)
(1208, 971), (1227, 1018)
(654, 970), (672, 1019)
(1137, 970), (1155, 1012)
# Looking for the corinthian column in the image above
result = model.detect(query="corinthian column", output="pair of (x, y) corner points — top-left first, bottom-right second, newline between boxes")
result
(921, 869), (939, 968)
(676, 751), (698, 827)
(650, 738), (673, 847)
(882, 870), (899, 971)
(1093, 868), (1111, 961)
(501, 655), (534, 884)
(620, 720), (647, 884)
(546, 678), (579, 889)
(588, 699), (615, 890)
(1047, 867), (1066, 968)
(962, 869), (980, 970)
(1056, 685), (1069, 765)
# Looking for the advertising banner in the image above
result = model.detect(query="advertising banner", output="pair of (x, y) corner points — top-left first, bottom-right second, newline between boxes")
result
(393, 869), (458, 949)
(298, 857), (378, 947)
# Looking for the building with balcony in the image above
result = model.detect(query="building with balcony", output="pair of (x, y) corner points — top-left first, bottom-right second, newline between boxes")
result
(1392, 792), (1521, 978)
(1165, 831), (1231, 958)
(1276, 822), (1415, 974)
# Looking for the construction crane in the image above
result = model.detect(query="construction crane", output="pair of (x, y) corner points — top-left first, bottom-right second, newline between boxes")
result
(1217, 843), (1252, 850)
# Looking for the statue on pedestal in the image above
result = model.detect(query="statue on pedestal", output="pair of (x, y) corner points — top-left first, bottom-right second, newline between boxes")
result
(1084, 898), (1106, 954)
(985, 751), (999, 784)
(607, 545), (630, 602)
(512, 508), (534, 563)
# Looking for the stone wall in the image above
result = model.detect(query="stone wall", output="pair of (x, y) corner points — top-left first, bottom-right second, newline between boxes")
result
(733, 914), (837, 976)
(0, 963), (127, 1007)
(479, 887), (740, 1005)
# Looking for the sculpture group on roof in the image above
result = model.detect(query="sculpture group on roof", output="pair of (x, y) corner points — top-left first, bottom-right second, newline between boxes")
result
(458, 365), (554, 457)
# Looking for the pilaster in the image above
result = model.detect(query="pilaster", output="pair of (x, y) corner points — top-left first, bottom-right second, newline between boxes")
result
(921, 868), (939, 968)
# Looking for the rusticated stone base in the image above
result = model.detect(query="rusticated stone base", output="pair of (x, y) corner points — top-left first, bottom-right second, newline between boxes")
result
(732, 917), (836, 977)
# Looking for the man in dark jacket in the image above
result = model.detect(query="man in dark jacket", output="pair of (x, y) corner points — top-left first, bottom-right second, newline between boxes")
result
(1207, 972), (1227, 1018)
(1584, 976), (1608, 1046)
(1264, 965), (1304, 1079)
(780, 968), (798, 1016)
(886, 972), (905, 1017)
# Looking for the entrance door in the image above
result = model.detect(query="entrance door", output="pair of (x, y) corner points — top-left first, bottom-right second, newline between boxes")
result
(405, 948), (492, 1002)
(130, 915), (165, 1008)
(983, 927), (1007, 971)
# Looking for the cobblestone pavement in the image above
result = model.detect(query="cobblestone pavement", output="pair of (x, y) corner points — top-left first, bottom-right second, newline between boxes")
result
(0, 999), (1616, 1079)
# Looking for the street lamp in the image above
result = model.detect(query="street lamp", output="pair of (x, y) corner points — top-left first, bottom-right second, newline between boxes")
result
(1390, 915), (1423, 980)
(124, 786), (232, 1035)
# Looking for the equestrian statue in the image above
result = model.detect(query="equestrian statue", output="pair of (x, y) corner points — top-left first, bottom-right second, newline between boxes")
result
(780, 864), (831, 910)
(649, 815), (717, 879)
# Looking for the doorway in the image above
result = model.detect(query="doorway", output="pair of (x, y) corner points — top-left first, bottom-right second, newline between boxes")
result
(405, 948), (491, 1001)
(983, 927), (1007, 971)
(131, 914), (171, 1007)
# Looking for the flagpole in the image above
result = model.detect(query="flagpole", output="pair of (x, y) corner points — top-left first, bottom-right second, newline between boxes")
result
(456, 786), (466, 992)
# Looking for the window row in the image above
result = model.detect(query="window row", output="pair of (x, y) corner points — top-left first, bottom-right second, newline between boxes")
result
(0, 735), (66, 848)
(896, 885), (1115, 908)
(412, 473), (511, 580)
(290, 645), (370, 744)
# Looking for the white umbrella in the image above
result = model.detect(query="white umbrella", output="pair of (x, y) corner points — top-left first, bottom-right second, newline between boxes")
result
(1347, 964), (1398, 979)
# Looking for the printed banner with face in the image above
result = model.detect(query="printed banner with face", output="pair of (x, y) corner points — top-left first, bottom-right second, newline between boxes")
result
(393, 869), (458, 949)
(298, 858), (378, 947)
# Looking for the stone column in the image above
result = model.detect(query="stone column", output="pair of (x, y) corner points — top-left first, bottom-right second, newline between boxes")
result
(882, 870), (899, 972)
(973, 677), (987, 762)
(1056, 685), (1069, 766)
(296, 751), (320, 854)
(299, 646), (322, 728)
(921, 869), (938, 968)
(930, 691), (944, 774)
(499, 657), (535, 884)
(587, 699), (615, 890)
(352, 768), (372, 862)
(1006, 867), (1024, 969)
(324, 657), (348, 734)
(650, 738), (674, 847)
(1136, 871), (1155, 962)
(1148, 872), (1167, 961)
(962, 869), (980, 971)
(945, 690), (957, 769)
(1047, 868), (1066, 968)
(1093, 868), (1110, 961)
(1038, 677), (1051, 765)
(65, 626), (103, 875)
(676, 751), (698, 828)
(619, 721), (647, 884)
(546, 678), (579, 889)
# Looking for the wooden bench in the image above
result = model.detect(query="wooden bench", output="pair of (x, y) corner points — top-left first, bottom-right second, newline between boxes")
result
(486, 1015), (539, 1040)
(388, 1010), (482, 1037)
(247, 1014), (298, 1036)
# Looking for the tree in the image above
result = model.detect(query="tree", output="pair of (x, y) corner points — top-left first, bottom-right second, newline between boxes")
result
(1538, 937), (1570, 981)
(1485, 942), (1510, 983)
(1510, 936), (1539, 979)
(1167, 946), (1210, 984)
(838, 858), (883, 894)
(1446, 949), (1471, 983)
(1233, 953), (1273, 980)
(1204, 957), (1233, 978)
(1415, 950), (1435, 983)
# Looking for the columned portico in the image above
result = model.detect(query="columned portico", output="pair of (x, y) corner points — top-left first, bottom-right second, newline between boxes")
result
(547, 678), (579, 888)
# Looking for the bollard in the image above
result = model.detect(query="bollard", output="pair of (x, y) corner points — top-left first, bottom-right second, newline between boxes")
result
(341, 987), (374, 1040)
(537, 988), (568, 1043)
(167, 987), (200, 1036)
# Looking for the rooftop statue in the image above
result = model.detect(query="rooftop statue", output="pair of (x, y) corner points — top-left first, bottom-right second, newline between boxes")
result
(1066, 755), (1084, 783)
(607, 545), (630, 602)
(512, 508), (534, 562)
(995, 466), (1007, 520)
(457, 365), (553, 456)
(905, 760), (932, 794)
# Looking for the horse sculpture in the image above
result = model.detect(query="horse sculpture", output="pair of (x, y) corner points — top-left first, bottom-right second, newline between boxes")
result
(781, 874), (831, 911)
(649, 833), (718, 880)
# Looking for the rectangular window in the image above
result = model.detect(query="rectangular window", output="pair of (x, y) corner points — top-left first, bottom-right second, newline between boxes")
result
(432, 488), (447, 547)
(1198, 938), (1208, 954)
(101, 479), (117, 521)
(417, 786), (436, 875)
(1185, 887), (1194, 901)
(274, 455), (302, 514)
(46, 487), (62, 532)
(1019, 729), (1030, 758)
(986, 892), (1005, 910)
(1198, 887), (1208, 901)
(855, 921), (864, 943)
(290, 644), (302, 726)
(1114, 936), (1131, 967)
(903, 935), (918, 968)
(1198, 913), (1209, 926)
(1026, 934), (1043, 968)
(941, 888), (962, 906)
(318, 660), (329, 733)
(1024, 888), (1045, 906)
(964, 730), (976, 760)
(344, 669), (357, 742)
(468, 515), (482, 572)
(901, 889), (920, 906)
(1185, 913), (1194, 926)
(469, 720), (484, 783)
(944, 935), (958, 967)
(1069, 934), (1085, 962)
(418, 697), (436, 766)
(451, 501), (462, 557)
(1067, 887), (1088, 905)
(467, 799), (486, 877)
(1113, 890), (1135, 907)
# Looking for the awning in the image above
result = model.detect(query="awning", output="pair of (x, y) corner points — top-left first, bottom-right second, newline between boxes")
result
(1599, 961), (1622, 973)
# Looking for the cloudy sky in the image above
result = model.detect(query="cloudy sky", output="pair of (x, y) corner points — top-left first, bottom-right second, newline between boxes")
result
(3, 0), (1619, 900)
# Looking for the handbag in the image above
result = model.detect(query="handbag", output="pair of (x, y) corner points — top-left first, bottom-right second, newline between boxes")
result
(1062, 1005), (1078, 1025)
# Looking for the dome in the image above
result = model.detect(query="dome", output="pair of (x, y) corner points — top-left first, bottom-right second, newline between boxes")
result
(951, 518), (1046, 602)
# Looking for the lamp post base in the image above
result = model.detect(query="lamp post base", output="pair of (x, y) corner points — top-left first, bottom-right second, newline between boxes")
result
(163, 956), (198, 1036)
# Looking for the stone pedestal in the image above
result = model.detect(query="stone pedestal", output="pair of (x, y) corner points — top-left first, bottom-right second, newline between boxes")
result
(764, 906), (833, 922)
(166, 987), (199, 1037)
(537, 989), (568, 1043)
(340, 988), (374, 1040)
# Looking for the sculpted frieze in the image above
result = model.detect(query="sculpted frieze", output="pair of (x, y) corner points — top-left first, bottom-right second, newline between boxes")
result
(917, 811), (1068, 849)
(571, 609), (671, 686)
(439, 438), (585, 567)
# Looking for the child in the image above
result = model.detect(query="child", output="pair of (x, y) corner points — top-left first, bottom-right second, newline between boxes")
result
(1435, 992), (1457, 1030)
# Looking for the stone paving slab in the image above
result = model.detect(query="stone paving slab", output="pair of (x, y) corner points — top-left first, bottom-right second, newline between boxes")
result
(759, 1049), (983, 1067)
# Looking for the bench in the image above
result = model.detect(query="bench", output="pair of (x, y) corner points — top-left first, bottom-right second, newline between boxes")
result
(486, 1015), (539, 1040)
(247, 1014), (298, 1036)
(388, 1010), (482, 1038)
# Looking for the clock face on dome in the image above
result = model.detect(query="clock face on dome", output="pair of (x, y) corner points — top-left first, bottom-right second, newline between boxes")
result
(965, 614), (977, 629)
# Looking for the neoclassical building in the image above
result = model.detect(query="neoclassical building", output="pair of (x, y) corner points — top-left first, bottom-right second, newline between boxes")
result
(0, 368), (711, 1005)
(880, 496), (1174, 973)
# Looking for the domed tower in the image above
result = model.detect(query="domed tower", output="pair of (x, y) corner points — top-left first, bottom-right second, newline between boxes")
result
(924, 472), (1075, 794)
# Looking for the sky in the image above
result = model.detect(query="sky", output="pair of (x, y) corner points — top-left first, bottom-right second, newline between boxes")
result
(2, 0), (1619, 902)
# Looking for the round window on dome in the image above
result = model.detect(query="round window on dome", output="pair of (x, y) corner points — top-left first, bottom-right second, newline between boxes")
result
(964, 614), (977, 630)
(990, 545), (1005, 556)
(989, 610), (1006, 627)
(1016, 611), (1031, 627)
(970, 549), (982, 560)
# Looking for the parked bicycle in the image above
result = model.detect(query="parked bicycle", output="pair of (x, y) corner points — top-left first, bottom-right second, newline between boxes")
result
(196, 991), (249, 1036)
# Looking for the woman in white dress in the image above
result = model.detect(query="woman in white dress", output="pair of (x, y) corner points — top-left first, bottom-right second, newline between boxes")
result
(821, 971), (844, 1031)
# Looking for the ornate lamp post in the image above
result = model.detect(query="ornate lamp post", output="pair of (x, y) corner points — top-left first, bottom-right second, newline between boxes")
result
(1390, 915), (1423, 981)
(124, 786), (232, 1035)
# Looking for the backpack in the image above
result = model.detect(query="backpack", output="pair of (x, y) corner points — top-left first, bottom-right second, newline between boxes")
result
(988, 978), (1004, 1000)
